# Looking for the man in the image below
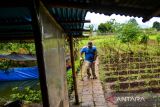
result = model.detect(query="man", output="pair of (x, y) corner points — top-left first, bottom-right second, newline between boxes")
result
(80, 41), (97, 79)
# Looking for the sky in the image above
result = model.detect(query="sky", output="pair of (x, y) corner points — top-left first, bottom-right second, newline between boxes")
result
(84, 12), (160, 30)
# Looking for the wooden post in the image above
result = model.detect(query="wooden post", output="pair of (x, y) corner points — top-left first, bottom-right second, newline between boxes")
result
(30, 0), (49, 107)
(69, 35), (79, 104)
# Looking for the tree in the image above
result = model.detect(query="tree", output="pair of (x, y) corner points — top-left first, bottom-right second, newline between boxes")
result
(152, 21), (160, 31)
(98, 23), (107, 33)
(116, 22), (141, 53)
(128, 18), (138, 25)
(98, 19), (116, 33)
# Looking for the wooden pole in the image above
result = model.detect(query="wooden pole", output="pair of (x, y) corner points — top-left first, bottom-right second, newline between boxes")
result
(30, 0), (49, 107)
(69, 35), (79, 104)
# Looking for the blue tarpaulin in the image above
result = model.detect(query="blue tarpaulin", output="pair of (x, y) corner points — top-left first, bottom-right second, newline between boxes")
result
(0, 66), (39, 81)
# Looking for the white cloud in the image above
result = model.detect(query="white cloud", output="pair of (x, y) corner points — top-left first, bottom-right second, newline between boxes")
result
(84, 12), (160, 29)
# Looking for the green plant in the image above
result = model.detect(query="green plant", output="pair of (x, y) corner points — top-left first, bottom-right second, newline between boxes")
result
(0, 42), (35, 54)
(137, 75), (141, 80)
(0, 98), (7, 106)
(130, 64), (136, 69)
(116, 22), (141, 53)
(99, 65), (106, 82)
(152, 21), (160, 31)
(10, 87), (42, 103)
(140, 33), (149, 49)
(0, 60), (11, 71)
(156, 35), (160, 45)
(115, 81), (120, 91)
(67, 69), (73, 96)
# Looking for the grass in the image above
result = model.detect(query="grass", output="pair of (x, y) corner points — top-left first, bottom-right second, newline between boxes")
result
(99, 64), (106, 82)
(149, 34), (160, 40)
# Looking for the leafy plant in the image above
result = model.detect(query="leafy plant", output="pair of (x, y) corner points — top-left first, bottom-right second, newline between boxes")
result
(98, 19), (116, 33)
(67, 69), (73, 96)
(0, 60), (11, 71)
(140, 33), (149, 49)
(116, 22), (141, 53)
(10, 87), (42, 103)
(156, 35), (160, 45)
(114, 81), (120, 91)
(0, 42), (35, 54)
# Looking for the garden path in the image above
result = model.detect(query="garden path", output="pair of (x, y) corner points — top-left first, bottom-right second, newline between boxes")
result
(70, 59), (107, 107)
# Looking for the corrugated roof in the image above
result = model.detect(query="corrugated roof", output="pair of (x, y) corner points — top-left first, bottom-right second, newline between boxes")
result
(48, 0), (160, 21)
(0, 0), (160, 39)
(51, 7), (87, 36)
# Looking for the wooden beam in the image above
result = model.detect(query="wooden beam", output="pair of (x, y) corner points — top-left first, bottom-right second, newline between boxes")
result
(0, 22), (32, 26)
(69, 35), (79, 104)
(0, 0), (32, 7)
(59, 20), (90, 23)
(30, 0), (50, 107)
(0, 33), (34, 40)
(0, 29), (33, 33)
(65, 29), (90, 32)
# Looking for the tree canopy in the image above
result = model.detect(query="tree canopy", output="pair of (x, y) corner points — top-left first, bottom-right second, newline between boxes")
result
(98, 19), (116, 33)
(116, 20), (140, 43)
(152, 21), (160, 31)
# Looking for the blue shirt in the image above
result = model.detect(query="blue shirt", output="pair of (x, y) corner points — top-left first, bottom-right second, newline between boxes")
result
(80, 46), (97, 62)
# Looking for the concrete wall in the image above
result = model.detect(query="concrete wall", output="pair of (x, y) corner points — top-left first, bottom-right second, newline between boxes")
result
(39, 3), (69, 107)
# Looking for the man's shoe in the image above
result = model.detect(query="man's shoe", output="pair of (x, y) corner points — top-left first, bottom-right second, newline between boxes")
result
(93, 76), (97, 79)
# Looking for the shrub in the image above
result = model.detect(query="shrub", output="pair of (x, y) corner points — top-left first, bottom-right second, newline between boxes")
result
(156, 35), (160, 45)
(10, 87), (42, 103)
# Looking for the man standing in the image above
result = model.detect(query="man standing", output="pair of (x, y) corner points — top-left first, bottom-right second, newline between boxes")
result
(80, 41), (97, 79)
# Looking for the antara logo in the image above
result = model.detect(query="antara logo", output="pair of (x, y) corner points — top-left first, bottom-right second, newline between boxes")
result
(106, 95), (146, 105)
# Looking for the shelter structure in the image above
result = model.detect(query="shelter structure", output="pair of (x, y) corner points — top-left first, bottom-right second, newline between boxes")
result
(0, 0), (160, 107)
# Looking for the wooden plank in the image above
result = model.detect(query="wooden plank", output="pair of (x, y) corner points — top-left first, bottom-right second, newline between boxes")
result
(59, 20), (90, 23)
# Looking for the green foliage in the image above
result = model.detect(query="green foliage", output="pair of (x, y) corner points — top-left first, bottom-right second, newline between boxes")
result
(156, 35), (160, 45)
(0, 98), (7, 106)
(116, 22), (140, 43)
(128, 18), (138, 25)
(0, 42), (35, 54)
(98, 19), (116, 33)
(0, 60), (11, 70)
(98, 23), (107, 33)
(10, 87), (42, 103)
(143, 28), (157, 35)
(152, 21), (160, 31)
(140, 33), (149, 44)
(99, 65), (105, 83)
(67, 69), (73, 95)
